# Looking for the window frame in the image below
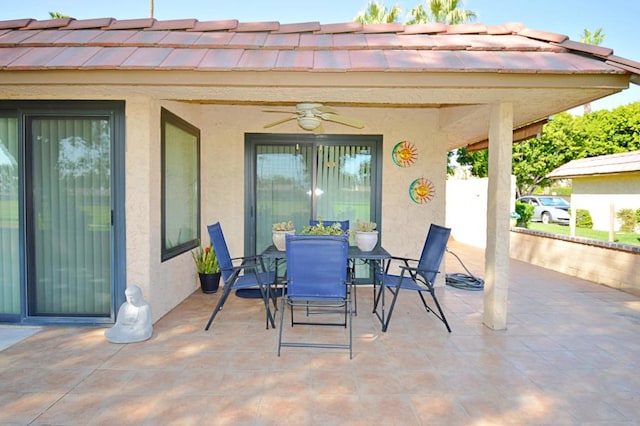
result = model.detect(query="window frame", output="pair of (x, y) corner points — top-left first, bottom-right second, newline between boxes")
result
(161, 108), (200, 261)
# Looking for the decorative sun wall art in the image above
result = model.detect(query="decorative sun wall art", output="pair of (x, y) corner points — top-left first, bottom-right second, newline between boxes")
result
(391, 140), (417, 167)
(409, 177), (435, 204)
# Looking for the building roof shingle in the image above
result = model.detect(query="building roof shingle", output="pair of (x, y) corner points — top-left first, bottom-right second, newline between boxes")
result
(547, 150), (640, 179)
(0, 17), (637, 78)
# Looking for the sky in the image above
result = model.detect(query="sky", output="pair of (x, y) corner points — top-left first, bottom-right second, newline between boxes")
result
(3, 0), (639, 112)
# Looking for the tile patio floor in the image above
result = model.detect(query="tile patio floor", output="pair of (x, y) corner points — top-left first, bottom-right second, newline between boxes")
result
(1, 241), (640, 425)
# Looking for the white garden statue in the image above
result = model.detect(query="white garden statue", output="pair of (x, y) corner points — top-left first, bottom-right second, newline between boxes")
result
(104, 285), (153, 343)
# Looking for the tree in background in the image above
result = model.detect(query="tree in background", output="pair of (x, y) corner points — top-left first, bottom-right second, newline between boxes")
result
(407, 0), (476, 24)
(354, 1), (402, 23)
(580, 28), (605, 113)
(49, 12), (72, 19)
(457, 103), (640, 197)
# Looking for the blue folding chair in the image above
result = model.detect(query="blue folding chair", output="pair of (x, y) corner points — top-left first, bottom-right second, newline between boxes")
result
(277, 234), (353, 358)
(374, 224), (452, 332)
(204, 222), (276, 330)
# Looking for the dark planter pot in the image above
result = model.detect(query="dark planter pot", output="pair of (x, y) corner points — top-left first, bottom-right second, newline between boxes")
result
(199, 272), (221, 294)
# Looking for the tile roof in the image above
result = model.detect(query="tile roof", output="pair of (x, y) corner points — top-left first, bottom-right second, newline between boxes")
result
(547, 150), (640, 178)
(0, 17), (638, 78)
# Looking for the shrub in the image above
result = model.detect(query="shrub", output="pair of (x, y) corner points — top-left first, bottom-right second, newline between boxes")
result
(575, 209), (593, 229)
(616, 208), (637, 233)
(636, 208), (640, 225)
(515, 201), (533, 228)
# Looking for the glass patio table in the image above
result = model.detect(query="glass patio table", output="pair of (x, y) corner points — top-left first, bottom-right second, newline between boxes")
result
(261, 244), (392, 330)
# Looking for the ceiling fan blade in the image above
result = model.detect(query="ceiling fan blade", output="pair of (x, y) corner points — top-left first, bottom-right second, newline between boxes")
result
(314, 105), (338, 114)
(263, 116), (297, 128)
(320, 113), (365, 129)
(262, 108), (297, 114)
(312, 123), (325, 134)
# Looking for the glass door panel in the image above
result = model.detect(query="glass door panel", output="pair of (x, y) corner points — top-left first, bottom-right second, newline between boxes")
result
(0, 117), (19, 315)
(255, 144), (312, 254)
(28, 117), (112, 316)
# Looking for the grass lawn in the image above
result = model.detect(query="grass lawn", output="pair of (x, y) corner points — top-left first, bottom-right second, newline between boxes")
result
(527, 222), (640, 246)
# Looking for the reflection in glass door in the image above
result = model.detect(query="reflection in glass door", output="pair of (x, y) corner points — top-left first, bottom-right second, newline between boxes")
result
(27, 117), (112, 316)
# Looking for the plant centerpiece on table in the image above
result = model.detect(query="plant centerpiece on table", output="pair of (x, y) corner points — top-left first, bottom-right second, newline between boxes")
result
(354, 220), (378, 251)
(272, 221), (295, 251)
(300, 220), (347, 236)
(192, 242), (221, 294)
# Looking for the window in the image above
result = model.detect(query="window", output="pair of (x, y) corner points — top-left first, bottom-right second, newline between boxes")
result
(161, 108), (200, 261)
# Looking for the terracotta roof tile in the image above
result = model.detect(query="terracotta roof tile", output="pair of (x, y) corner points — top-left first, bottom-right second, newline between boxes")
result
(189, 20), (238, 32)
(317, 23), (362, 34)
(274, 50), (314, 70)
(105, 18), (156, 30)
(90, 30), (139, 46)
(154, 31), (202, 47)
(159, 48), (208, 69)
(124, 31), (170, 46)
(274, 22), (321, 34)
(0, 17), (637, 79)
(65, 18), (114, 29)
(234, 22), (279, 32)
(333, 33), (368, 49)
(24, 18), (73, 30)
(5, 46), (65, 69)
(236, 49), (279, 69)
(518, 28), (567, 44)
(120, 46), (172, 68)
(360, 23), (405, 34)
(149, 19), (198, 31)
(0, 19), (33, 30)
(228, 32), (268, 48)
(348, 50), (387, 70)
(403, 23), (447, 35)
(82, 46), (137, 68)
(364, 33), (401, 49)
(313, 50), (351, 70)
(45, 46), (102, 68)
(55, 29), (105, 45)
(197, 49), (244, 70)
(264, 33), (300, 49)
(193, 32), (234, 47)
(0, 30), (41, 45)
(0, 46), (31, 67)
(299, 33), (333, 49)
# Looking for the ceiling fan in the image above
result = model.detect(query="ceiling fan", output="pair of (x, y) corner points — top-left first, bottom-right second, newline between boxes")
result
(263, 103), (365, 133)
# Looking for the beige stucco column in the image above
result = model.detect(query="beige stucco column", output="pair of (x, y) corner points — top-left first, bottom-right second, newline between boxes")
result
(483, 102), (513, 330)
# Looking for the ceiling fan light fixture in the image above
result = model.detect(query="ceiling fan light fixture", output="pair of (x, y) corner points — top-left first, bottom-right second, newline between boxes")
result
(298, 116), (321, 130)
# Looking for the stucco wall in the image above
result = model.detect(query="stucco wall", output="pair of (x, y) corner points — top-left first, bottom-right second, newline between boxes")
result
(571, 173), (640, 231)
(126, 102), (449, 322)
(510, 229), (640, 295)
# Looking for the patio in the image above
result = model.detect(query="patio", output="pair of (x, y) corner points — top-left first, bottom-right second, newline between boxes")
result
(1, 241), (639, 425)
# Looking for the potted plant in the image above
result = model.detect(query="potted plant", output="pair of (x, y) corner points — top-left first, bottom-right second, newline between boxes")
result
(354, 220), (378, 251)
(192, 242), (221, 293)
(300, 220), (347, 236)
(272, 221), (295, 251)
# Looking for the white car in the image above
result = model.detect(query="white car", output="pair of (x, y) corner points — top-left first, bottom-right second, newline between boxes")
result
(517, 196), (570, 224)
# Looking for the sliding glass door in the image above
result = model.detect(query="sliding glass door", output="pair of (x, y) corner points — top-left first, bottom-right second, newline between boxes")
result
(246, 134), (382, 256)
(26, 116), (112, 317)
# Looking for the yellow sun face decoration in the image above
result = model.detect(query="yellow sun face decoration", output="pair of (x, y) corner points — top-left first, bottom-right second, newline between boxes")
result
(409, 177), (435, 204)
(392, 141), (417, 167)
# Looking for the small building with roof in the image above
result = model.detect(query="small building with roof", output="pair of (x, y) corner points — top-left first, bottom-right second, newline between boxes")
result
(547, 150), (640, 231)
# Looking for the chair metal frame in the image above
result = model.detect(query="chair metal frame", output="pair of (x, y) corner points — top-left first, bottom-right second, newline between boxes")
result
(277, 234), (353, 358)
(374, 224), (452, 332)
(204, 222), (276, 331)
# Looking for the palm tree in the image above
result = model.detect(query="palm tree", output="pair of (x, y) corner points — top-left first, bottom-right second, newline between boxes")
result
(580, 28), (605, 113)
(48, 12), (71, 19)
(406, 0), (476, 25)
(354, 1), (402, 24)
